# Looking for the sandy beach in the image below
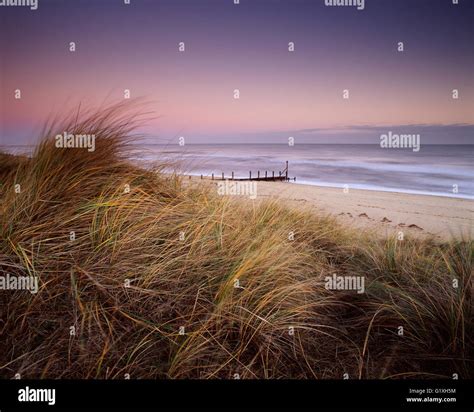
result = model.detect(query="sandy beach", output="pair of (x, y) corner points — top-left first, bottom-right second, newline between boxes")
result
(194, 178), (473, 240)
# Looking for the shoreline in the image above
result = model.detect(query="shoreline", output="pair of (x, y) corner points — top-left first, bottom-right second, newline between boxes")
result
(179, 172), (474, 201)
(187, 173), (474, 201)
(291, 180), (474, 200)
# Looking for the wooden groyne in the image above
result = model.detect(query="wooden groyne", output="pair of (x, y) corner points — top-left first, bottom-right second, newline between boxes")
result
(202, 161), (296, 182)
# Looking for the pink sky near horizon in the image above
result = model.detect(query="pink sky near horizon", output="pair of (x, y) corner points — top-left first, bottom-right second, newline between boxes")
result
(3, 59), (473, 138)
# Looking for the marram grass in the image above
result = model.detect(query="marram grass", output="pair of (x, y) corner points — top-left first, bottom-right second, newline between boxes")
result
(0, 103), (472, 379)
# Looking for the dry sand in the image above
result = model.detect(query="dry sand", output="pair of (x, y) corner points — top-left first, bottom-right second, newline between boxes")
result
(189, 177), (473, 241)
(253, 181), (473, 240)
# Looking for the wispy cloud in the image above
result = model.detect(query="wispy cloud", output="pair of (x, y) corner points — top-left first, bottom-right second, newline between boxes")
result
(274, 123), (474, 144)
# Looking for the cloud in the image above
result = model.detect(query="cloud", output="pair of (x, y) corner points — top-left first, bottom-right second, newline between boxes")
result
(278, 123), (474, 144)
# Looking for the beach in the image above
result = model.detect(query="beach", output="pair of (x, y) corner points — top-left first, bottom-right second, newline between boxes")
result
(195, 178), (473, 240)
(1, 103), (472, 380)
(2, 0), (474, 393)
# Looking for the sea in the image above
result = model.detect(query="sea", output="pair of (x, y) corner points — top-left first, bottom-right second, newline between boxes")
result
(2, 144), (473, 200)
(141, 144), (474, 200)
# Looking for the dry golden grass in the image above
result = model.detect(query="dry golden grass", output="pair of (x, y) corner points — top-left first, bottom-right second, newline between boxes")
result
(0, 102), (472, 379)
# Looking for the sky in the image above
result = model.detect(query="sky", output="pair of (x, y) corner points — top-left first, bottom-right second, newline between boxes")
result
(1, 0), (473, 145)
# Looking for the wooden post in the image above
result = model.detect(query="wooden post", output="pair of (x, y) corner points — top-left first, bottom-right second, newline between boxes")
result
(249, 171), (252, 180)
(285, 161), (289, 181)
(265, 171), (267, 179)
(201, 174), (203, 180)
(232, 171), (234, 180)
(222, 172), (224, 180)
(212, 173), (214, 180)
(272, 171), (275, 180)
(257, 170), (260, 180)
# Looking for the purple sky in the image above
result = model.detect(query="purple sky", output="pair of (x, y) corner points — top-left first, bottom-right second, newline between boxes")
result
(1, 0), (473, 145)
